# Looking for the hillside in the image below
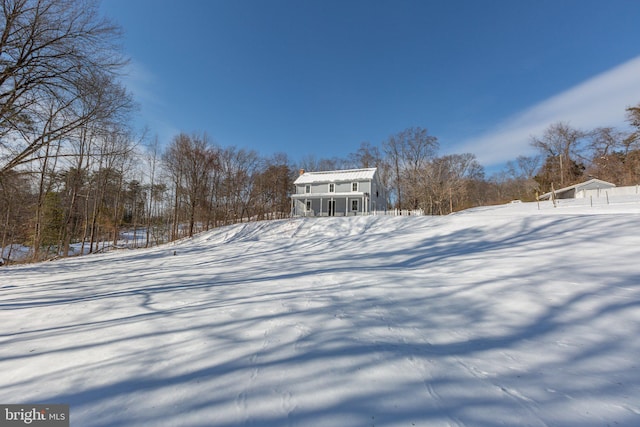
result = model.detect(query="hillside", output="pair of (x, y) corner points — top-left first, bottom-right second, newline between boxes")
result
(1, 198), (640, 426)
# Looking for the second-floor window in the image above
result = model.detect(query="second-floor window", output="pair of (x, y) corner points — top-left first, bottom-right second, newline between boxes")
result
(328, 183), (335, 193)
(305, 185), (310, 193)
(352, 182), (358, 192)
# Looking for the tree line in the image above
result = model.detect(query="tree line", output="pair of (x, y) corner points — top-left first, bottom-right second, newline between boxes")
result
(2, 0), (640, 263)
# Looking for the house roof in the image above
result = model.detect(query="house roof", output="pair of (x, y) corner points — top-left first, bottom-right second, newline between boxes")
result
(294, 168), (377, 185)
(539, 178), (616, 200)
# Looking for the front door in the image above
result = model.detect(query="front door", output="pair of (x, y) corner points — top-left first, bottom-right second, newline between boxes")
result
(328, 200), (336, 216)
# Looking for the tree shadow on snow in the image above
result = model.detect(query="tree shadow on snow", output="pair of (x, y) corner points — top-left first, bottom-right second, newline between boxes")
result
(1, 215), (639, 426)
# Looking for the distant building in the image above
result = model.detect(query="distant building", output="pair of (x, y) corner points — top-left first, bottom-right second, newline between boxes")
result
(291, 168), (387, 216)
(538, 178), (616, 200)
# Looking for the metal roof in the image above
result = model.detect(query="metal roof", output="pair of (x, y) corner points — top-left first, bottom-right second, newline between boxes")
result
(294, 168), (377, 185)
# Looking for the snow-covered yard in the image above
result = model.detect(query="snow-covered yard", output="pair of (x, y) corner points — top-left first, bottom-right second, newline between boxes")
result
(1, 198), (640, 426)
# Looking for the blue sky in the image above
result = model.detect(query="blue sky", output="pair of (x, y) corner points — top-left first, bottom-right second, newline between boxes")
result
(100, 0), (640, 172)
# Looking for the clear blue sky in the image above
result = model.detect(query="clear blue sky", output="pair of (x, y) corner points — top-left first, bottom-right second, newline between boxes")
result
(100, 0), (640, 172)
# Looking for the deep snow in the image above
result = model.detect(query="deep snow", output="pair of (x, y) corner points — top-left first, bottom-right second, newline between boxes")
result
(1, 197), (640, 426)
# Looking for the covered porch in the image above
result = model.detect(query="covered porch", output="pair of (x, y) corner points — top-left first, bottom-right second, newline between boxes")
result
(291, 193), (372, 217)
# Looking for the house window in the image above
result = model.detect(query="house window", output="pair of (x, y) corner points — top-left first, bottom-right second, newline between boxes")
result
(352, 182), (358, 192)
(306, 201), (311, 211)
(305, 185), (310, 193)
(351, 200), (358, 211)
(328, 183), (335, 193)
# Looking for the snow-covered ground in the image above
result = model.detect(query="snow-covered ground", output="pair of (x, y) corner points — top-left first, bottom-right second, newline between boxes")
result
(1, 198), (640, 426)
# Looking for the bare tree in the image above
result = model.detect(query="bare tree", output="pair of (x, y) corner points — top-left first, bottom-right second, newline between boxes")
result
(218, 146), (260, 223)
(531, 122), (586, 190)
(0, 0), (127, 175)
(582, 127), (627, 183)
(625, 104), (640, 149)
(143, 135), (160, 247)
(498, 155), (541, 200)
(349, 142), (382, 168)
(615, 104), (640, 185)
(298, 154), (350, 172)
(253, 153), (293, 220)
(0, 170), (33, 263)
(422, 153), (484, 214)
(383, 127), (439, 210)
(163, 133), (218, 238)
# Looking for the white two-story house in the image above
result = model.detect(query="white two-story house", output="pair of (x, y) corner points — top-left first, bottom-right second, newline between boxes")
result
(291, 168), (387, 217)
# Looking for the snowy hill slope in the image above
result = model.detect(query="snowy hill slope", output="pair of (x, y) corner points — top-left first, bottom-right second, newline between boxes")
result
(1, 199), (640, 426)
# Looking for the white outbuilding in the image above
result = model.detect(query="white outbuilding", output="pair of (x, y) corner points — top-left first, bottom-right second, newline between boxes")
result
(538, 178), (616, 200)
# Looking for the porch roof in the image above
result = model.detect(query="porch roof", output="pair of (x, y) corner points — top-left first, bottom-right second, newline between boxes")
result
(291, 191), (368, 199)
